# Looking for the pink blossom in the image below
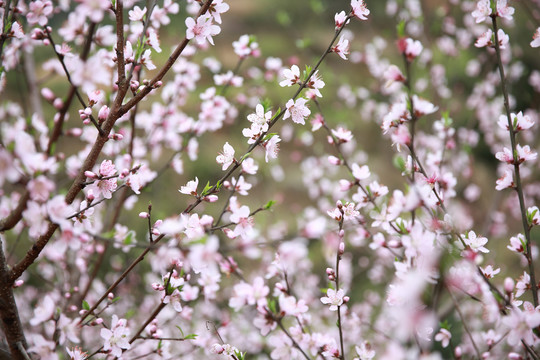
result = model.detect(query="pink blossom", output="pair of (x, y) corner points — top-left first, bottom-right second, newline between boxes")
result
(463, 230), (489, 253)
(528, 206), (540, 226)
(30, 295), (55, 326)
(216, 142), (235, 170)
(352, 163), (370, 180)
(383, 65), (405, 87)
(412, 95), (438, 117)
(140, 49), (156, 70)
(279, 65), (300, 87)
(320, 288), (346, 311)
(100, 315), (131, 357)
(162, 289), (183, 312)
(66, 347), (88, 360)
(332, 126), (353, 143)
(332, 36), (350, 60)
(264, 135), (281, 162)
(128, 6), (146, 21)
(507, 233), (525, 253)
(77, 0), (111, 23)
(434, 328), (452, 348)
(224, 175), (252, 196)
(233, 34), (260, 58)
(28, 175), (55, 202)
(495, 169), (514, 190)
(354, 341), (376, 359)
(532, 27), (540, 48)
(27, 0), (53, 26)
(208, 0), (230, 24)
(481, 265), (501, 278)
(335, 11), (348, 29)
(515, 271), (530, 298)
(179, 177), (198, 195)
(502, 307), (540, 346)
(351, 0), (370, 20)
(241, 157), (258, 174)
(185, 14), (221, 46)
(305, 70), (325, 97)
(496, 0), (514, 20)
(247, 104), (272, 131)
(284, 98), (311, 125)
(402, 38), (423, 62)
(471, 0), (491, 23)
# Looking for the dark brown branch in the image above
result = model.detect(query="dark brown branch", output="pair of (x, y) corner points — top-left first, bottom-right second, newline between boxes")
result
(0, 191), (30, 232)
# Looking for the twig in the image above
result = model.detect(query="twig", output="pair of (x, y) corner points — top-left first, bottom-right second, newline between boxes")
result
(491, 14), (538, 307)
(78, 234), (165, 325)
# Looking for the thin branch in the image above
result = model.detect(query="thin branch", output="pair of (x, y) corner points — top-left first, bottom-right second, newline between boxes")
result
(491, 14), (538, 307)
(78, 234), (165, 325)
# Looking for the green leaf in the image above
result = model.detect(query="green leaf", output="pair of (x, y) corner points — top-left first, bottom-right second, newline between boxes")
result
(393, 155), (406, 172)
(201, 181), (213, 196)
(184, 333), (198, 340)
(397, 21), (406, 38)
(263, 200), (276, 210)
(124, 232), (133, 245)
(111, 296), (121, 303)
(267, 298), (277, 314)
(82, 300), (90, 311)
(528, 208), (538, 225)
(176, 325), (185, 337)
(234, 350), (246, 360)
(263, 133), (278, 142)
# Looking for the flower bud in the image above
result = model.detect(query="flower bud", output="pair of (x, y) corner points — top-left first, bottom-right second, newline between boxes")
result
(504, 277), (514, 293)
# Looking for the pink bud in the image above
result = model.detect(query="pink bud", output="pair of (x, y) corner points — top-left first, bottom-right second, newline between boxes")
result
(504, 277), (514, 293)
(98, 105), (109, 122)
(41, 88), (55, 102)
(84, 171), (97, 179)
(73, 286), (79, 292)
(343, 296), (350, 303)
(336, 200), (343, 209)
(67, 128), (83, 137)
(328, 156), (341, 165)
(339, 242), (345, 255)
(53, 98), (64, 110)
(94, 318), (103, 325)
(326, 268), (334, 275)
(139, 212), (150, 218)
(339, 179), (352, 191)
(454, 346), (462, 358)
(107, 292), (114, 300)
(130, 80), (140, 91)
(204, 195), (219, 202)
(84, 107), (92, 116)
(68, 305), (78, 312)
(64, 292), (71, 299)
(13, 280), (24, 288)
(83, 119), (90, 125)
(109, 133), (124, 141)
(154, 80), (163, 88)
(86, 190), (95, 201)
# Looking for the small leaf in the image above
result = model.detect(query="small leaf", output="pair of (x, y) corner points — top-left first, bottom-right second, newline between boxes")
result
(263, 200), (276, 210)
(184, 333), (198, 340)
(263, 133), (278, 142)
(82, 300), (90, 311)
(393, 155), (406, 172)
(397, 21), (406, 38)
(176, 325), (185, 337)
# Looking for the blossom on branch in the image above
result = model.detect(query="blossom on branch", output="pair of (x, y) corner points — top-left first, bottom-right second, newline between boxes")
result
(284, 98), (311, 125)
(350, 0), (370, 20)
(185, 14), (221, 46)
(216, 142), (235, 170)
